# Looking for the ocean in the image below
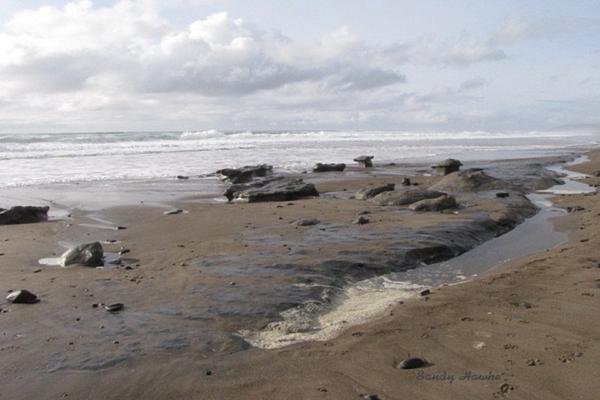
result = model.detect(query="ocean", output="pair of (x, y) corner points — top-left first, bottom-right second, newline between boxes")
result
(1, 129), (597, 191)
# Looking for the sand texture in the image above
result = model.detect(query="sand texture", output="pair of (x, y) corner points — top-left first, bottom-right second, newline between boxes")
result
(1, 152), (600, 399)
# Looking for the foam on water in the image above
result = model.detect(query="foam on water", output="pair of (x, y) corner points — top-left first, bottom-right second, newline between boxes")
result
(242, 157), (595, 349)
(0, 129), (597, 190)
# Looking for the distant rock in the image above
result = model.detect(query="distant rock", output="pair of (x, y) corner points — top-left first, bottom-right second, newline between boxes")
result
(312, 163), (346, 172)
(227, 177), (319, 203)
(60, 241), (105, 267)
(0, 206), (49, 225)
(354, 155), (374, 168)
(431, 158), (463, 176)
(216, 164), (273, 184)
(408, 194), (458, 211)
(6, 289), (39, 304)
(368, 188), (446, 206)
(355, 183), (395, 200)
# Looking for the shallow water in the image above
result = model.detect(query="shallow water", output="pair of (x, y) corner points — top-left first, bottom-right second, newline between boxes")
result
(242, 159), (592, 348)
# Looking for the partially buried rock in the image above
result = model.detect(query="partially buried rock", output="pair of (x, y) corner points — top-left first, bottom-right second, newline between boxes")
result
(60, 241), (104, 267)
(355, 183), (395, 200)
(369, 188), (446, 206)
(293, 218), (320, 226)
(397, 357), (427, 369)
(6, 289), (39, 304)
(408, 194), (457, 212)
(227, 177), (319, 203)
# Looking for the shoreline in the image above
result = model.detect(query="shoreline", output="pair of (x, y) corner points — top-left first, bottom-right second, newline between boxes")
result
(1, 151), (599, 399)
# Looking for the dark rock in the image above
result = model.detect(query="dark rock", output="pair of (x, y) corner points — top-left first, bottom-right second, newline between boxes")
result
(567, 206), (585, 213)
(354, 155), (374, 167)
(0, 206), (49, 225)
(431, 158), (463, 176)
(227, 177), (319, 203)
(397, 357), (427, 369)
(60, 242), (104, 267)
(355, 183), (395, 200)
(176, 175), (189, 180)
(6, 289), (39, 304)
(496, 192), (510, 198)
(409, 194), (458, 212)
(104, 303), (124, 312)
(216, 164), (273, 184)
(368, 188), (446, 206)
(420, 289), (431, 296)
(312, 163), (346, 172)
(401, 177), (411, 186)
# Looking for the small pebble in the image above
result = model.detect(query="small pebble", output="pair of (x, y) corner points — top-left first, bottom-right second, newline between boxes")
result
(104, 303), (124, 312)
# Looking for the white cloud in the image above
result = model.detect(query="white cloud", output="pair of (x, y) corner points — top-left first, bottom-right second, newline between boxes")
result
(0, 3), (405, 100)
(0, 0), (598, 132)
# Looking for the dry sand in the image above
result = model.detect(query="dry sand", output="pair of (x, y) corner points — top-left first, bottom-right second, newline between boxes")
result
(2, 152), (600, 399)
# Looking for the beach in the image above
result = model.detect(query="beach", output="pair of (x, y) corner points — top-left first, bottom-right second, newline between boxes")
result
(1, 150), (600, 400)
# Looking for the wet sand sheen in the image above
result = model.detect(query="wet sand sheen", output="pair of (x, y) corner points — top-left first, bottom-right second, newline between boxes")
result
(1, 152), (600, 399)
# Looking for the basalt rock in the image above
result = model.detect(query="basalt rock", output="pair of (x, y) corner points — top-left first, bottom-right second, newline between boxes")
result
(355, 183), (395, 200)
(354, 155), (374, 168)
(368, 188), (446, 206)
(429, 170), (522, 193)
(60, 241), (105, 267)
(431, 158), (463, 176)
(408, 194), (458, 211)
(312, 163), (346, 173)
(6, 289), (39, 304)
(0, 206), (49, 225)
(227, 177), (319, 203)
(216, 164), (273, 184)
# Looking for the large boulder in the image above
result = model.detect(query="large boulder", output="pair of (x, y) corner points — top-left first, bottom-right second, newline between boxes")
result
(216, 164), (273, 184)
(227, 178), (319, 203)
(355, 183), (395, 200)
(368, 188), (446, 206)
(429, 170), (522, 193)
(408, 194), (458, 211)
(0, 206), (49, 225)
(312, 163), (346, 172)
(60, 242), (105, 267)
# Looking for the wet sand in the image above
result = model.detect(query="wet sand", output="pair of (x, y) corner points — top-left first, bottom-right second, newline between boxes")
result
(1, 152), (600, 399)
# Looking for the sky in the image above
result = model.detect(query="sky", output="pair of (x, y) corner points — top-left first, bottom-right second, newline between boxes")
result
(1, 0), (599, 133)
